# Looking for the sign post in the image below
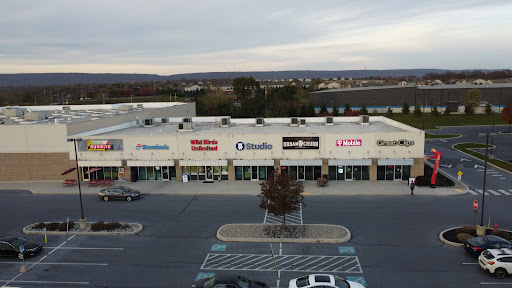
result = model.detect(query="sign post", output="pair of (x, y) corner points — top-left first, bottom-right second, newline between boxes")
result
(18, 244), (30, 272)
(66, 217), (69, 241)
(473, 200), (479, 227)
(44, 227), (48, 256)
(457, 171), (463, 181)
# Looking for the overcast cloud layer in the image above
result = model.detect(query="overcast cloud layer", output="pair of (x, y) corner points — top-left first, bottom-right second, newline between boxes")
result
(1, 0), (511, 75)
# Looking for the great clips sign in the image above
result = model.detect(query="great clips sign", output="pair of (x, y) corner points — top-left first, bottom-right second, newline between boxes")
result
(336, 139), (362, 146)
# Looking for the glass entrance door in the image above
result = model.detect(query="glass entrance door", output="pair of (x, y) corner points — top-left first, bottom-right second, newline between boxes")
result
(394, 165), (402, 180)
(206, 166), (214, 181)
(251, 166), (258, 181)
(298, 166), (305, 180)
(345, 166), (353, 180)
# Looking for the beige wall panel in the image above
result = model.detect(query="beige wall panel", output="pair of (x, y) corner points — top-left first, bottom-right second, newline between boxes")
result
(0, 125), (68, 153)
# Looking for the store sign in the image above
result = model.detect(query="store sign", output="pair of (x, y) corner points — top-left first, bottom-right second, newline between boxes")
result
(87, 140), (112, 151)
(377, 139), (414, 147)
(80, 139), (123, 151)
(236, 141), (272, 151)
(135, 143), (169, 150)
(282, 137), (319, 149)
(336, 139), (362, 146)
(191, 139), (218, 151)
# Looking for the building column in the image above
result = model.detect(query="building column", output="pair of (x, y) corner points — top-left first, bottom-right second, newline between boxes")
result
(370, 158), (377, 181)
(274, 159), (280, 173)
(321, 158), (328, 178)
(228, 159), (234, 181)
(411, 158), (425, 178)
(176, 160), (182, 182)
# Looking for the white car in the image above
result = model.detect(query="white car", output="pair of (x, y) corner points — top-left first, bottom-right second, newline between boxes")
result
(479, 248), (512, 279)
(289, 274), (365, 288)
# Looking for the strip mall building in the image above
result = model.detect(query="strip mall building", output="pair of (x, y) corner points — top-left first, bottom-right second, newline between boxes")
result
(0, 102), (424, 183)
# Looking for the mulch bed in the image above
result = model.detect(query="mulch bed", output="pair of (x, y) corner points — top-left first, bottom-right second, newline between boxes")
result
(415, 164), (454, 187)
(442, 227), (512, 244)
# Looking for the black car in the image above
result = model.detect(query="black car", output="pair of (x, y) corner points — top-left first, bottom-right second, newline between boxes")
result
(0, 235), (42, 260)
(197, 274), (269, 288)
(464, 235), (512, 256)
(98, 186), (141, 201)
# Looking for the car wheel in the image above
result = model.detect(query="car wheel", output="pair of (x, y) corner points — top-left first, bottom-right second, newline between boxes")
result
(103, 196), (109, 201)
(18, 253), (23, 260)
(126, 196), (132, 201)
(496, 268), (507, 279)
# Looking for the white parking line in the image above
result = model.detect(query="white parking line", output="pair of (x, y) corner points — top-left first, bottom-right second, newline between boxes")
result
(480, 282), (512, 285)
(462, 262), (479, 265)
(0, 261), (107, 266)
(47, 247), (124, 250)
(1, 235), (75, 287)
(0, 280), (89, 285)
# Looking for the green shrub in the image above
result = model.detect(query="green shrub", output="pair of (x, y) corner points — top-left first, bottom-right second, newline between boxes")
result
(431, 106), (440, 117)
(444, 106), (451, 115)
(457, 233), (474, 243)
(457, 225), (476, 235)
(414, 105), (422, 117)
(91, 221), (122, 231)
(104, 222), (121, 231)
(46, 222), (59, 231)
(402, 102), (410, 115)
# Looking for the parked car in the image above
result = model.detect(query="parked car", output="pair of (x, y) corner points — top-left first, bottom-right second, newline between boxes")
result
(0, 235), (42, 260)
(479, 248), (512, 279)
(289, 274), (365, 288)
(464, 235), (512, 256)
(98, 186), (141, 201)
(196, 274), (269, 288)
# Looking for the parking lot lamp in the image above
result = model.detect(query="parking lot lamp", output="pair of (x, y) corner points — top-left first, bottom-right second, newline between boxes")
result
(67, 138), (86, 229)
(476, 132), (497, 236)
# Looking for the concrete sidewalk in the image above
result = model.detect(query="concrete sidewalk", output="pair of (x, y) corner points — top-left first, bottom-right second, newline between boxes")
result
(0, 179), (467, 196)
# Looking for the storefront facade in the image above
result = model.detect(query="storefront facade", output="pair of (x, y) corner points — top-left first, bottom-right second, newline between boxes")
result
(68, 116), (424, 183)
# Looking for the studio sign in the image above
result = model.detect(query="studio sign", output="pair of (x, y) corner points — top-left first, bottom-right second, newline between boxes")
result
(236, 142), (272, 151)
(283, 137), (319, 149)
(135, 143), (169, 150)
(377, 139), (414, 147)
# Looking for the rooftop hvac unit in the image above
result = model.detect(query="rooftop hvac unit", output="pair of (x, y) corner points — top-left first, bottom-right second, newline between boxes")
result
(144, 118), (155, 127)
(183, 117), (192, 123)
(137, 104), (144, 109)
(161, 118), (169, 124)
(290, 117), (299, 126)
(299, 119), (306, 127)
(359, 115), (369, 126)
(178, 122), (194, 131)
(256, 118), (264, 126)
(62, 106), (70, 111)
(325, 116), (334, 125)
(221, 117), (230, 127)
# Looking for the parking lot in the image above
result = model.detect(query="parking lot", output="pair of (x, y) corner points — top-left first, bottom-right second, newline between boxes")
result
(1, 191), (512, 287)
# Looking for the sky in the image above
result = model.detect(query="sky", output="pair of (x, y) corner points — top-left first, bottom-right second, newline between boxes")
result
(1, 0), (511, 75)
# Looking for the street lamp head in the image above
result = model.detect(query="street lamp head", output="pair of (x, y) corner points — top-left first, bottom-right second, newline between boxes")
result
(67, 138), (73, 142)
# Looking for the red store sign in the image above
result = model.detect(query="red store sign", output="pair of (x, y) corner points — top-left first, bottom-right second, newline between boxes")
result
(336, 139), (362, 146)
(190, 139), (218, 151)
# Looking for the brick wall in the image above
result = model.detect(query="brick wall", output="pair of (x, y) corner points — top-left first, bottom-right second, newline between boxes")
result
(0, 153), (72, 181)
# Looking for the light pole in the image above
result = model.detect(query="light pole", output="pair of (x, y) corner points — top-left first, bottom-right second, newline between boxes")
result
(67, 138), (86, 229)
(476, 132), (497, 235)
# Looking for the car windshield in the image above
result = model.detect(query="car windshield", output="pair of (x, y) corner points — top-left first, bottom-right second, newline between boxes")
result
(10, 237), (28, 246)
(295, 276), (310, 287)
(472, 237), (486, 245)
(237, 276), (250, 288)
(482, 250), (495, 260)
(334, 276), (350, 288)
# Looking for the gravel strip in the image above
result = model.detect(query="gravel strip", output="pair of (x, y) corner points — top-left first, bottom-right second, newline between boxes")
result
(218, 224), (350, 243)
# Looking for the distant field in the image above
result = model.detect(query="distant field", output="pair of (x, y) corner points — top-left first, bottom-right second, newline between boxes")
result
(382, 113), (506, 130)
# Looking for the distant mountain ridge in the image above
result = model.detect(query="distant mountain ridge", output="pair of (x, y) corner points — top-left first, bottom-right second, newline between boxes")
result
(0, 69), (497, 88)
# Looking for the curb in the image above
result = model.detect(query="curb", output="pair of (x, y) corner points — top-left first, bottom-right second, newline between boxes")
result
(217, 224), (351, 244)
(438, 227), (463, 247)
(451, 143), (512, 176)
(424, 161), (469, 192)
(22, 222), (143, 236)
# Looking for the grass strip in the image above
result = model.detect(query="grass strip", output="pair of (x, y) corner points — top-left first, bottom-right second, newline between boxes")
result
(453, 143), (512, 172)
(425, 133), (460, 139)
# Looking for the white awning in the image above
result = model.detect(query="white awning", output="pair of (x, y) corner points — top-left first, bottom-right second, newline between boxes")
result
(280, 159), (322, 166)
(78, 160), (123, 167)
(377, 158), (415, 165)
(179, 160), (228, 166)
(233, 159), (274, 166)
(127, 160), (175, 166)
(328, 159), (372, 166)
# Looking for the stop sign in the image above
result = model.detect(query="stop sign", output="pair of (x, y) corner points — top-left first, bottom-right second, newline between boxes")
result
(473, 200), (478, 210)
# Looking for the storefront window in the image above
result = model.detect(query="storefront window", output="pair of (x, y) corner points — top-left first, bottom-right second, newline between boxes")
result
(314, 166), (321, 180)
(198, 166), (205, 180)
(235, 166), (243, 180)
(402, 165), (411, 180)
(305, 166), (313, 180)
(337, 165), (345, 180)
(353, 166), (362, 180)
(385, 166), (394, 180)
(221, 166), (228, 180)
(259, 166), (266, 180)
(191, 166), (198, 180)
(112, 167), (119, 180)
(362, 166), (369, 180)
(139, 167), (147, 180)
(243, 166), (250, 180)
(267, 166), (274, 179)
(155, 166), (162, 180)
(328, 166), (336, 180)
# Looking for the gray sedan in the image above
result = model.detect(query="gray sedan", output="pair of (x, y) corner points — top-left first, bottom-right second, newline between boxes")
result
(98, 186), (141, 201)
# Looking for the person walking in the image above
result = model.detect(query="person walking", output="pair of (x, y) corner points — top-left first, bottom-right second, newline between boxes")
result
(410, 181), (415, 196)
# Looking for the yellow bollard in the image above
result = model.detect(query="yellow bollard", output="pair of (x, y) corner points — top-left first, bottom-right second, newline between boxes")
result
(488, 216), (491, 229)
